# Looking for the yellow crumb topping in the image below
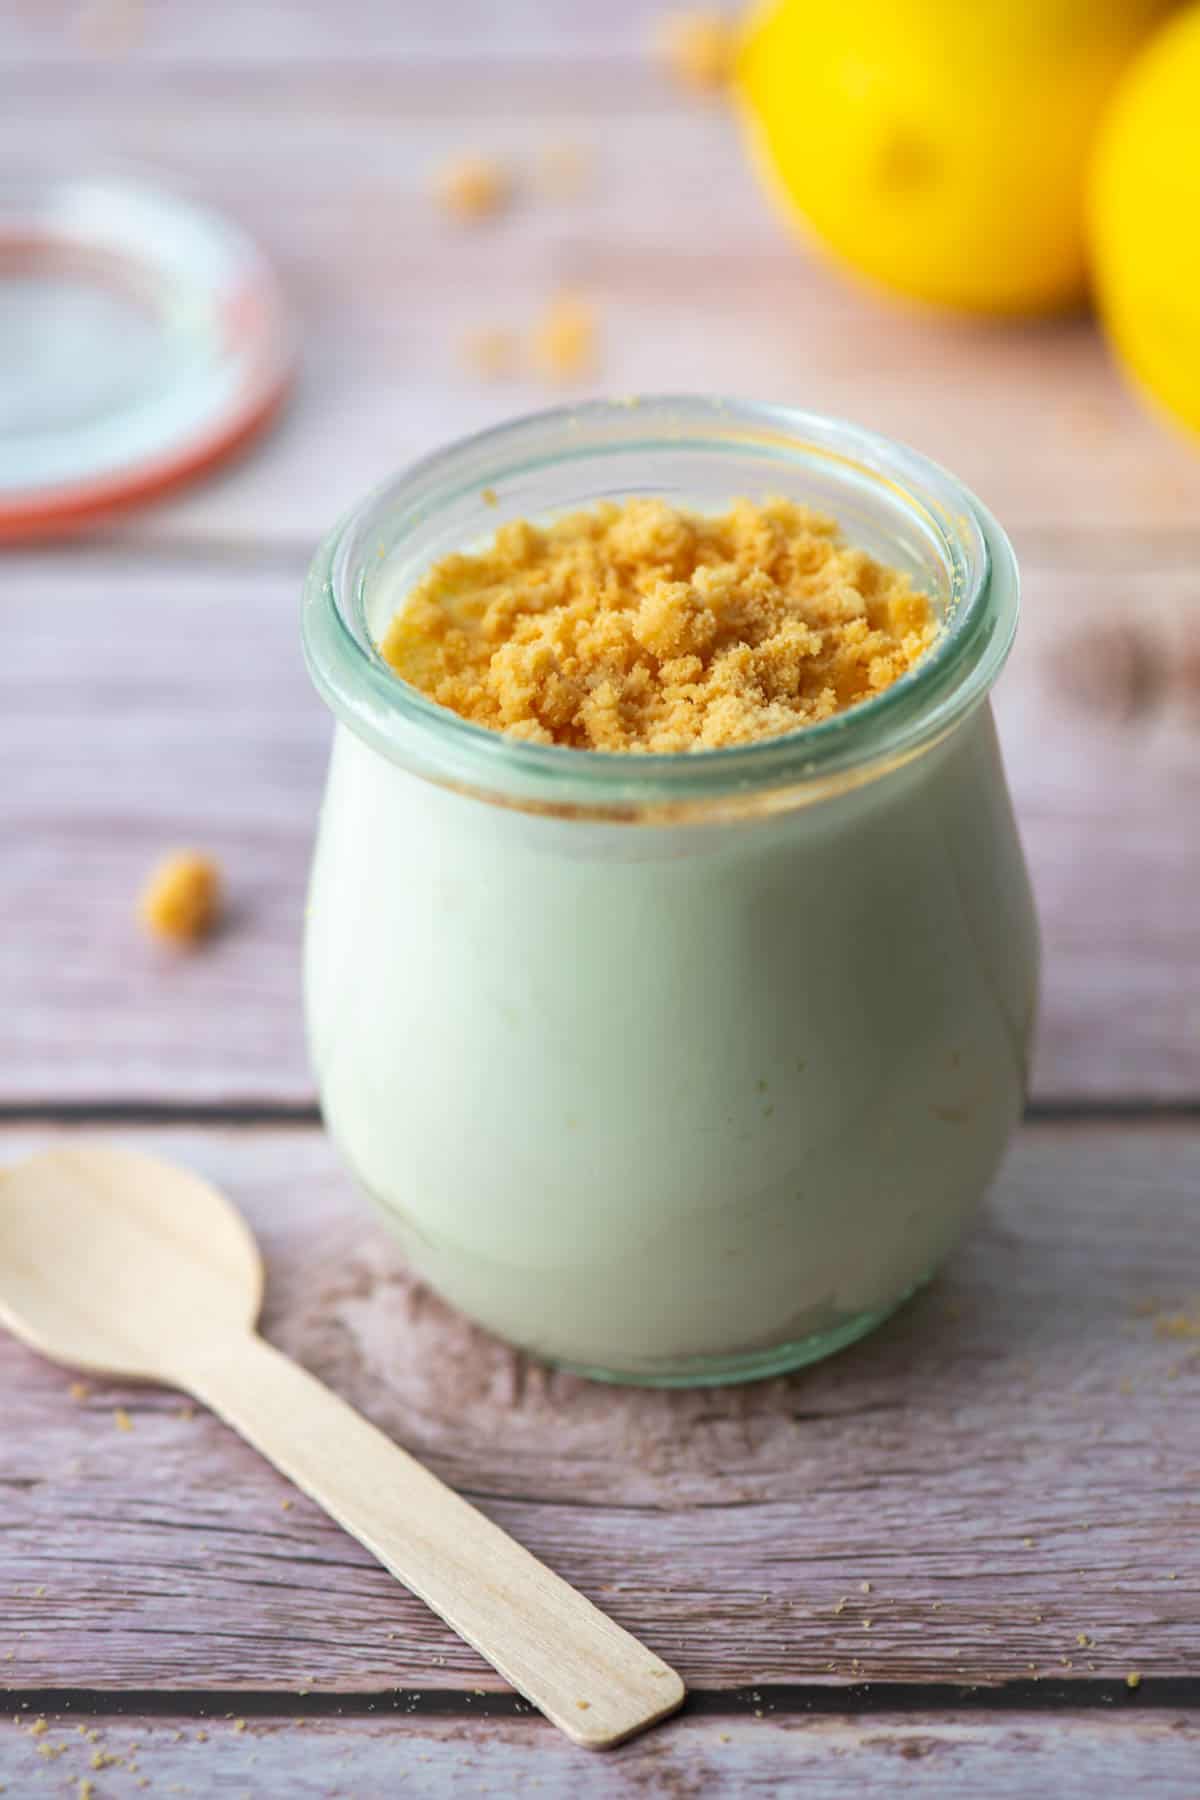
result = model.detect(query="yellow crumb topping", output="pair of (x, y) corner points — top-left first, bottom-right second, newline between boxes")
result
(138, 851), (222, 944)
(656, 10), (739, 92)
(531, 292), (598, 382)
(380, 497), (938, 752)
(435, 154), (511, 222)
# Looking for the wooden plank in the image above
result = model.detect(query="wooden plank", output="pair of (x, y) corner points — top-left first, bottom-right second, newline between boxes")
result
(0, 67), (1196, 549)
(2, 548), (1197, 1104)
(2, 0), (668, 64)
(2, 1710), (1199, 1800)
(2, 1120), (1198, 1690)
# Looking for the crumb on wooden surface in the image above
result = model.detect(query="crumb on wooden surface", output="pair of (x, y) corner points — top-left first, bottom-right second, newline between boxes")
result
(655, 10), (738, 92)
(459, 325), (520, 380)
(138, 850), (222, 945)
(68, 1381), (90, 1402)
(435, 154), (511, 221)
(1127, 1670), (1142, 1689)
(1155, 1308), (1200, 1339)
(531, 292), (598, 382)
(113, 1406), (133, 1433)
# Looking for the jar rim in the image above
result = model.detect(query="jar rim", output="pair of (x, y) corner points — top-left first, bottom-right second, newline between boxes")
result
(302, 396), (1019, 820)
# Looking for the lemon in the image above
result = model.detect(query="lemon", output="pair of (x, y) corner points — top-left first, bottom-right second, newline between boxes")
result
(735, 0), (1176, 316)
(1090, 4), (1200, 436)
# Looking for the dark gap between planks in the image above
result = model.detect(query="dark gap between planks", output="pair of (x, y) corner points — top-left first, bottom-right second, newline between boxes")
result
(3, 1682), (1198, 1721)
(2, 1100), (1200, 1128)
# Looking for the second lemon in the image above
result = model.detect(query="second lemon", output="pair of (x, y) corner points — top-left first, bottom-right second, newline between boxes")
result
(735, 0), (1177, 316)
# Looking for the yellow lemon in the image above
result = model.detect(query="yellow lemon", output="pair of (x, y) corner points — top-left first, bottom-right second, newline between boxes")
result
(735, 0), (1177, 316)
(1090, 4), (1200, 437)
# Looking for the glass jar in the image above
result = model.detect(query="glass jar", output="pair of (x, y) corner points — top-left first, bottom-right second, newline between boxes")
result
(302, 397), (1038, 1386)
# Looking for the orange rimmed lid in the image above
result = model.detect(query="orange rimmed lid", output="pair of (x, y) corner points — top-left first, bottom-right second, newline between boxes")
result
(0, 173), (292, 539)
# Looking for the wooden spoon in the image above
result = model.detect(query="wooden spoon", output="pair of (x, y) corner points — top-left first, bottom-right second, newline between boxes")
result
(0, 1144), (685, 1748)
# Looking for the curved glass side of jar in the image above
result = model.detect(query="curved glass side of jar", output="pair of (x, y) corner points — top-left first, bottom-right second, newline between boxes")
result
(304, 703), (1038, 1385)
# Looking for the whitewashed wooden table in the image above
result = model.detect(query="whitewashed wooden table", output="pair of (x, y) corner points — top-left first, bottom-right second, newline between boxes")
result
(3, 4), (1200, 1794)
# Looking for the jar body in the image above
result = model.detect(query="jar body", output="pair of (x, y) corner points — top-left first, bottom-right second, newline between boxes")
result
(304, 701), (1038, 1384)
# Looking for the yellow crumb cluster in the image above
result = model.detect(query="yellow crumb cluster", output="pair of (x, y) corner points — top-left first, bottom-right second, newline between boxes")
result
(381, 497), (937, 752)
(656, 10), (739, 92)
(531, 292), (597, 381)
(138, 851), (222, 943)
(434, 154), (511, 221)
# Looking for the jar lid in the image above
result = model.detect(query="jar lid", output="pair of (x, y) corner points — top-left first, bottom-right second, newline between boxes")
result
(0, 173), (291, 539)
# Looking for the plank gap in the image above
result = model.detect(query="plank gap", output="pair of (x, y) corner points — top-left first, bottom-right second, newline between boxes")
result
(3, 1682), (1196, 1719)
(3, 1100), (1200, 1128)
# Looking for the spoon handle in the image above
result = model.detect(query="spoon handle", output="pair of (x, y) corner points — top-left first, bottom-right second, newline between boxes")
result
(180, 1331), (684, 1748)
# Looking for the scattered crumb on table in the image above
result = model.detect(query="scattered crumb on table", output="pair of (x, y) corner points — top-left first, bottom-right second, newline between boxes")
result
(1156, 1308), (1200, 1339)
(139, 850), (222, 945)
(531, 292), (597, 382)
(68, 1381), (90, 1402)
(113, 1407), (133, 1433)
(655, 10), (738, 92)
(435, 154), (511, 221)
(1127, 1670), (1142, 1689)
(459, 326), (520, 380)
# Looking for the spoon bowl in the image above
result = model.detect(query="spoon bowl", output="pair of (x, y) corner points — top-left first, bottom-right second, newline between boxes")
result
(0, 1144), (262, 1381)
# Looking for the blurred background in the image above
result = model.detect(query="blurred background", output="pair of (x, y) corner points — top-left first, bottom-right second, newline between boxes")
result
(3, 0), (1199, 1111)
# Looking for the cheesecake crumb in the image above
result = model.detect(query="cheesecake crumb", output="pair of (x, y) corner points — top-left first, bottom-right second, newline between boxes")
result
(1155, 1309), (1200, 1339)
(139, 850), (222, 944)
(381, 497), (938, 752)
(531, 292), (597, 382)
(460, 326), (520, 381)
(1126, 1670), (1142, 1689)
(68, 1381), (90, 1403)
(435, 155), (511, 221)
(79, 1783), (95, 1800)
(656, 10), (738, 92)
(113, 1407), (133, 1433)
